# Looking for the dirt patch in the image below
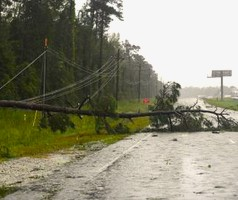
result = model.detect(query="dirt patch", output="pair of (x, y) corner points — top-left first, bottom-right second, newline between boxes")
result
(0, 148), (89, 188)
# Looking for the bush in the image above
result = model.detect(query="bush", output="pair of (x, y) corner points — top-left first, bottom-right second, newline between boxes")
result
(0, 146), (11, 158)
(114, 123), (130, 134)
(40, 113), (75, 133)
(93, 95), (117, 134)
(48, 114), (75, 133)
(94, 95), (117, 113)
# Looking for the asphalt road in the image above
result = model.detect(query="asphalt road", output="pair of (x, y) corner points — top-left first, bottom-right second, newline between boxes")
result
(4, 131), (238, 200)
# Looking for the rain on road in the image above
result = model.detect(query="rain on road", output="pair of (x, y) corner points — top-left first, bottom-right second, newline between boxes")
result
(5, 131), (238, 200)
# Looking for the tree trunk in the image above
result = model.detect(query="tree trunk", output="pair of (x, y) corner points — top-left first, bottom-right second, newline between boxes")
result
(0, 100), (230, 119)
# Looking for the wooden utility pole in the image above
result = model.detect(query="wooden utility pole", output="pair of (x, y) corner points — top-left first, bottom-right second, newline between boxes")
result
(148, 68), (151, 98)
(138, 63), (141, 102)
(43, 38), (48, 104)
(98, 22), (104, 98)
(115, 49), (120, 106)
(42, 38), (48, 117)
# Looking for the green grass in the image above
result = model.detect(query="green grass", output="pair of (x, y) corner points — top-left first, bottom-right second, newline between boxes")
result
(0, 186), (18, 198)
(205, 98), (238, 111)
(0, 100), (151, 159)
(117, 99), (154, 113)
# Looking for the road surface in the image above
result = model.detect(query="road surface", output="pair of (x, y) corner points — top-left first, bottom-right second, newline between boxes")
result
(4, 131), (238, 200)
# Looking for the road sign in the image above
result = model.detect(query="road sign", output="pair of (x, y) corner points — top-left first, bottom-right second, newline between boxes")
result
(209, 70), (232, 101)
(211, 70), (232, 77)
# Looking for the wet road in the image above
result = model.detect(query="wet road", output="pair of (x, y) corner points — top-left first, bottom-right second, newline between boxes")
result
(4, 131), (238, 200)
(86, 132), (238, 200)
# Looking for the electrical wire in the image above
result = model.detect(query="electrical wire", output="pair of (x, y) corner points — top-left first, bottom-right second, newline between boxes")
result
(33, 62), (118, 103)
(0, 46), (124, 105)
(47, 48), (93, 74)
(23, 55), (122, 103)
(91, 62), (120, 99)
(0, 51), (46, 91)
(23, 56), (117, 102)
(41, 57), (122, 103)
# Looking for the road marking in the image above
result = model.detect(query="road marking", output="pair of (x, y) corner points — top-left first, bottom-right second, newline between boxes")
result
(229, 139), (236, 144)
(97, 133), (152, 174)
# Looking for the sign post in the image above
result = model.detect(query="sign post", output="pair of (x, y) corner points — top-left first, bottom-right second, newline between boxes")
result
(208, 70), (232, 101)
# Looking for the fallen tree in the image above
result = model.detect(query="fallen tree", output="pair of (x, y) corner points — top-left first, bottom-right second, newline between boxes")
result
(0, 99), (238, 132)
(0, 100), (231, 119)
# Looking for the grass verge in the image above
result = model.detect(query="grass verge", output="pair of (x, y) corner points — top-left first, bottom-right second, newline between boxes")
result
(0, 100), (151, 159)
(204, 98), (238, 111)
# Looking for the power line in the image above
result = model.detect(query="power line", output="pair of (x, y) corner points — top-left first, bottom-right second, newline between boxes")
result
(1, 46), (122, 104)
(47, 48), (93, 74)
(23, 54), (122, 103)
(91, 61), (121, 99)
(0, 51), (47, 91)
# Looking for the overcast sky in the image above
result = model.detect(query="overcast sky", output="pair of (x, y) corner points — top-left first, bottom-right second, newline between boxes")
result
(75, 0), (238, 88)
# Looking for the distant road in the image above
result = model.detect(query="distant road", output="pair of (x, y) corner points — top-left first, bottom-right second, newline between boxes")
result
(178, 97), (238, 122)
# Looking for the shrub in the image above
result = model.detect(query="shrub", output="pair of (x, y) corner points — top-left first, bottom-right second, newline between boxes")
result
(48, 113), (75, 133)
(0, 146), (11, 158)
(114, 123), (130, 134)
(40, 113), (75, 133)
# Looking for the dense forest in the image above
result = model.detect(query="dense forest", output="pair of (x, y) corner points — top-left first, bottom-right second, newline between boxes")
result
(0, 0), (162, 106)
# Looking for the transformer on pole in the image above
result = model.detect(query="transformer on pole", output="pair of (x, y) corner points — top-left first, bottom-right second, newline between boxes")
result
(208, 70), (232, 101)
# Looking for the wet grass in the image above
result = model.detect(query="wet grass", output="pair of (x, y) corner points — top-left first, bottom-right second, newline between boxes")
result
(0, 100), (150, 159)
(205, 98), (238, 111)
(117, 99), (154, 112)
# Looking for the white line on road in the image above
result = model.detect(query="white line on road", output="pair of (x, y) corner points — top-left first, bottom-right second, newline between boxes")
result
(229, 139), (236, 144)
(97, 133), (152, 174)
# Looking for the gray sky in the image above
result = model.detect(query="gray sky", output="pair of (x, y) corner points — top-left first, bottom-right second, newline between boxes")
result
(75, 0), (238, 88)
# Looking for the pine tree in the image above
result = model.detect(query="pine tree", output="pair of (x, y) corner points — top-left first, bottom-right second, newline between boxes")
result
(0, 0), (17, 99)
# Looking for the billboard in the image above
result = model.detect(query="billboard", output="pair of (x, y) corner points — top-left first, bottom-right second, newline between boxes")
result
(211, 70), (232, 77)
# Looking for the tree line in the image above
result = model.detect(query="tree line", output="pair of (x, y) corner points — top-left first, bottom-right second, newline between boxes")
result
(0, 0), (162, 106)
(180, 86), (238, 98)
